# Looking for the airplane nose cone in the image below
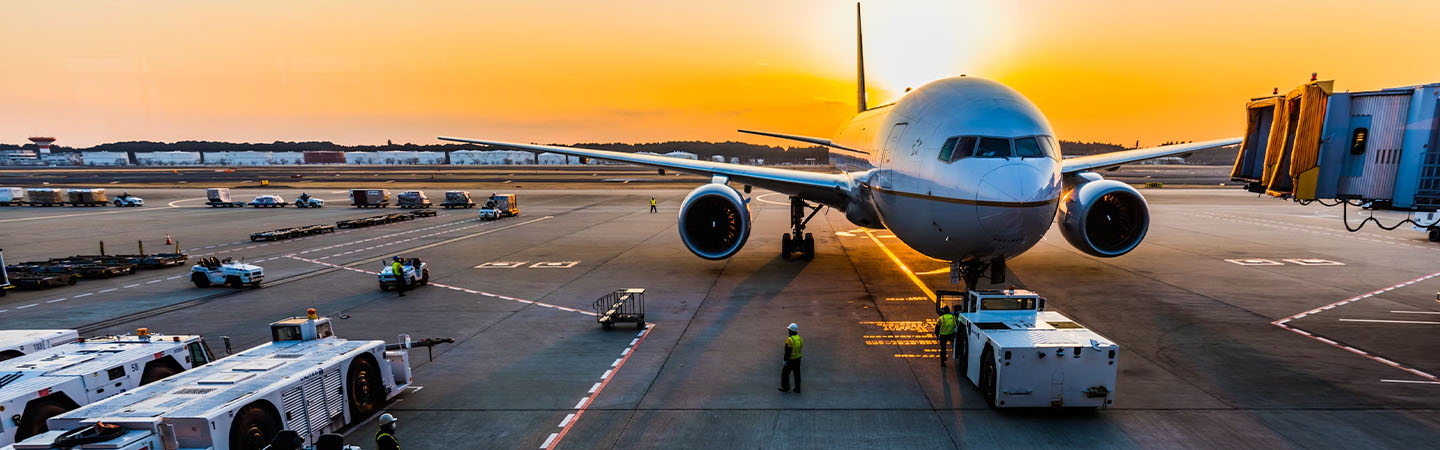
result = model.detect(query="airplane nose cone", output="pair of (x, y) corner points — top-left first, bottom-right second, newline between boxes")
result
(975, 163), (1058, 240)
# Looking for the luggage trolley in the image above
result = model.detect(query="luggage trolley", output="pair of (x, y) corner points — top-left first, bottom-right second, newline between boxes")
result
(593, 288), (646, 329)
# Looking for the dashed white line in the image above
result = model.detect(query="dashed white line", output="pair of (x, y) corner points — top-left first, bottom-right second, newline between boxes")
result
(167, 275), (183, 280)
(540, 433), (558, 449)
(611, 358), (621, 367)
(588, 382), (601, 394)
(46, 298), (66, 303)
(1381, 379), (1440, 385)
(621, 348), (631, 356)
(1339, 318), (1440, 325)
(1392, 310), (1440, 315)
(558, 413), (575, 427)
(99, 288), (118, 293)
(123, 284), (141, 288)
(146, 279), (163, 284)
(600, 370), (612, 380)
(16, 304), (37, 309)
(73, 293), (92, 298)
(573, 397), (588, 409)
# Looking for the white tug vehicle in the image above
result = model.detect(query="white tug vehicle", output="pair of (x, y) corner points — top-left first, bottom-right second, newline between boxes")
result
(9, 310), (413, 450)
(190, 257), (264, 288)
(0, 330), (80, 361)
(945, 289), (1119, 409)
(0, 328), (212, 447)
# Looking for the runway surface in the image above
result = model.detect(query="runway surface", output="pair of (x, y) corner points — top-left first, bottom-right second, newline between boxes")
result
(0, 186), (1436, 449)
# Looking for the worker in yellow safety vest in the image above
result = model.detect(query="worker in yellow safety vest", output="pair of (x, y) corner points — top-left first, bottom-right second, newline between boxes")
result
(650, 197), (658, 213)
(392, 257), (407, 297)
(779, 323), (803, 393)
(375, 413), (400, 450)
(936, 305), (957, 365)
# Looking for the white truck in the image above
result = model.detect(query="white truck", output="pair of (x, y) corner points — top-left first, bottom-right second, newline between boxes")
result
(944, 289), (1119, 409)
(1414, 211), (1439, 242)
(9, 311), (412, 450)
(112, 193), (144, 207)
(0, 329), (212, 446)
(378, 257), (429, 291)
(0, 188), (23, 207)
(190, 257), (264, 288)
(0, 330), (80, 361)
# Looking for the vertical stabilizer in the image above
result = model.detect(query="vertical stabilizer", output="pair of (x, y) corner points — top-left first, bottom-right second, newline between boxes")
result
(856, 2), (868, 113)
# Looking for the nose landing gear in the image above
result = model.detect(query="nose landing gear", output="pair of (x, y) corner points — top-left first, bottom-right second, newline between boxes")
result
(950, 258), (1007, 289)
(782, 196), (823, 260)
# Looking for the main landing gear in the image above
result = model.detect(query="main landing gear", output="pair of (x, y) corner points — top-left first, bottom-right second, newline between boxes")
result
(781, 196), (821, 260)
(950, 258), (1007, 289)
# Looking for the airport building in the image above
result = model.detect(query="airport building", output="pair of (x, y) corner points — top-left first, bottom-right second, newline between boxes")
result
(135, 151), (201, 166)
(80, 151), (128, 166)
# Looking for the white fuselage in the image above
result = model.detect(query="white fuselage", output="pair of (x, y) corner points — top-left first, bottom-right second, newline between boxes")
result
(831, 77), (1063, 263)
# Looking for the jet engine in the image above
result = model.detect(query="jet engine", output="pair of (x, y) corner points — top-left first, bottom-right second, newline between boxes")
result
(1058, 176), (1149, 257)
(677, 183), (751, 260)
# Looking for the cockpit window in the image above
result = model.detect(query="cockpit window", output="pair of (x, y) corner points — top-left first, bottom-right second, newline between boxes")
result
(1037, 136), (1060, 160)
(938, 136), (977, 163)
(975, 138), (1011, 158)
(1014, 137), (1044, 158)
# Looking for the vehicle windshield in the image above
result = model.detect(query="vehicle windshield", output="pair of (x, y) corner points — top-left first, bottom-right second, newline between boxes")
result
(1014, 137), (1045, 158)
(980, 297), (1037, 311)
(271, 325), (303, 342)
(975, 138), (1011, 158)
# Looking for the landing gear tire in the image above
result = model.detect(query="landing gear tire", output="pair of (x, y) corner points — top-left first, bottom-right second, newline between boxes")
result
(783, 196), (823, 261)
(781, 233), (793, 259)
(801, 233), (815, 259)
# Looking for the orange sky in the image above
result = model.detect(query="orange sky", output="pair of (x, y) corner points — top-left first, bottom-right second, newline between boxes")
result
(4, 0), (1440, 148)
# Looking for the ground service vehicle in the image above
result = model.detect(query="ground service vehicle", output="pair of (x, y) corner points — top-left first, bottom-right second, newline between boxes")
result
(441, 190), (475, 208)
(65, 189), (108, 207)
(0, 187), (23, 206)
(350, 189), (390, 208)
(206, 188), (246, 207)
(0, 329), (212, 446)
(396, 191), (431, 208)
(478, 194), (518, 220)
(249, 195), (287, 207)
(23, 189), (63, 207)
(190, 257), (263, 288)
(11, 311), (413, 450)
(112, 193), (144, 207)
(1415, 211), (1440, 242)
(294, 193), (325, 208)
(0, 330), (79, 361)
(378, 258), (429, 291)
(250, 224), (335, 242)
(947, 289), (1118, 409)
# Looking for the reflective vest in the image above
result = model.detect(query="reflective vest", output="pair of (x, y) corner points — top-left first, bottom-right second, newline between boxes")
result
(376, 431), (401, 450)
(937, 313), (957, 335)
(786, 335), (803, 360)
(392, 262), (403, 278)
(650, 198), (657, 206)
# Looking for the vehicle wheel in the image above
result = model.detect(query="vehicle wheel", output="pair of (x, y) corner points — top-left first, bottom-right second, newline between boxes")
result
(16, 399), (73, 443)
(227, 276), (243, 288)
(1430, 229), (1439, 242)
(780, 233), (792, 259)
(981, 347), (999, 408)
(380, 284), (390, 291)
(958, 339), (969, 379)
(66, 276), (77, 286)
(192, 272), (211, 288)
(420, 269), (430, 285)
(228, 403), (280, 450)
(114, 200), (122, 207)
(139, 360), (180, 385)
(346, 355), (384, 419)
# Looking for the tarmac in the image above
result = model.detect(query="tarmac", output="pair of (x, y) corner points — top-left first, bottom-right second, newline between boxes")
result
(0, 183), (1437, 449)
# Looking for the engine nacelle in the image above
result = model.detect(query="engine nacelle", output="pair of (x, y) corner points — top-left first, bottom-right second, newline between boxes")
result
(1058, 176), (1150, 258)
(678, 183), (751, 260)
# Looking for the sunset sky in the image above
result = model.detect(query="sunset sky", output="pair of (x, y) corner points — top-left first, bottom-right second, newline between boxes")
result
(4, 0), (1440, 148)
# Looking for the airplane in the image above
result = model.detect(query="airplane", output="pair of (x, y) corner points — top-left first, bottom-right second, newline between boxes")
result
(441, 4), (1240, 288)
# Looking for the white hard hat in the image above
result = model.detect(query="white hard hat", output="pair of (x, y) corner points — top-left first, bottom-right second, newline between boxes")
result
(379, 413), (398, 425)
(788, 323), (798, 332)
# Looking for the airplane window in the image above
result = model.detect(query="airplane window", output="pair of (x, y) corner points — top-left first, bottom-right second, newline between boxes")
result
(1350, 128), (1368, 155)
(975, 138), (1011, 158)
(1038, 136), (1060, 160)
(1014, 137), (1044, 158)
(938, 137), (959, 162)
(953, 136), (977, 160)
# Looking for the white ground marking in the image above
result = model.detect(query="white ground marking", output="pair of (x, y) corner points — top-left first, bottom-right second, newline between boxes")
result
(1381, 379), (1440, 385)
(1338, 318), (1440, 325)
(1392, 311), (1440, 315)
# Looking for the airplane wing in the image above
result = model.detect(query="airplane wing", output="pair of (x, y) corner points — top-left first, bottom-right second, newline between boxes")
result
(1060, 138), (1241, 173)
(737, 129), (869, 155)
(437, 136), (854, 206)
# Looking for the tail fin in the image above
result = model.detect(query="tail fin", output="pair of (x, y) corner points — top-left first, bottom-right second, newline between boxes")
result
(856, 2), (868, 113)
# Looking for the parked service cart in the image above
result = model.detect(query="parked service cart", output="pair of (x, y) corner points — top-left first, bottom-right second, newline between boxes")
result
(294, 192), (325, 208)
(593, 288), (646, 329)
(441, 191), (475, 208)
(0, 328), (212, 446)
(190, 257), (263, 288)
(378, 257), (429, 291)
(0, 330), (78, 361)
(65, 189), (109, 207)
(11, 311), (413, 450)
(249, 194), (287, 208)
(0, 188), (24, 206)
(206, 188), (246, 207)
(112, 193), (144, 207)
(350, 189), (390, 208)
(396, 191), (431, 209)
(945, 289), (1118, 409)
(23, 189), (64, 207)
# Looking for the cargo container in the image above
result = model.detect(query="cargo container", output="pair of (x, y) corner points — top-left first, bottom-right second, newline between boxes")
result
(65, 188), (108, 207)
(303, 151), (346, 164)
(24, 188), (64, 207)
(396, 191), (431, 208)
(205, 188), (245, 207)
(0, 187), (24, 206)
(350, 189), (390, 208)
(441, 190), (475, 208)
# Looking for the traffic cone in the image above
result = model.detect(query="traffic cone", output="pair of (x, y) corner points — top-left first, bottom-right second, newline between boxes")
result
(165, 234), (173, 245)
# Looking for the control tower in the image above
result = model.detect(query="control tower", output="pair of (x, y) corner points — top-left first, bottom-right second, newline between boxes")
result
(28, 137), (55, 155)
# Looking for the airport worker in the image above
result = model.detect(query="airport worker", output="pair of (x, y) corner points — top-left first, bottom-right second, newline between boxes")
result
(779, 323), (803, 393)
(650, 196), (658, 213)
(376, 413), (401, 450)
(935, 304), (957, 365)
(391, 256), (407, 297)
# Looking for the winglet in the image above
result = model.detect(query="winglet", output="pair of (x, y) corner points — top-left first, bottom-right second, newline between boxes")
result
(856, 2), (868, 113)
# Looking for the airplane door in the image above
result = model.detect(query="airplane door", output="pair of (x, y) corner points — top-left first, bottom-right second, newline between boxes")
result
(879, 123), (907, 189)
